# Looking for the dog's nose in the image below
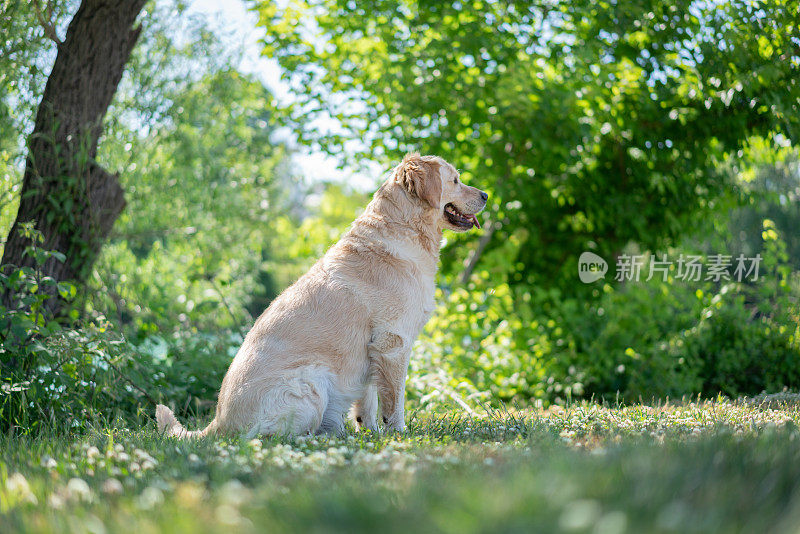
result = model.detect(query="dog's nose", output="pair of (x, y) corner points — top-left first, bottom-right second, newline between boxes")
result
(480, 191), (488, 202)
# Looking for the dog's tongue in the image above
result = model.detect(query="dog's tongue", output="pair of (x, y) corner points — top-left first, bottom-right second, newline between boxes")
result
(469, 214), (481, 229)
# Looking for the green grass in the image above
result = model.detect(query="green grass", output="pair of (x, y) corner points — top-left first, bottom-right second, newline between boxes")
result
(4, 397), (800, 533)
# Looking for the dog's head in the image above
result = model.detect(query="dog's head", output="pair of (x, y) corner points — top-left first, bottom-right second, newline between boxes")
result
(395, 153), (488, 232)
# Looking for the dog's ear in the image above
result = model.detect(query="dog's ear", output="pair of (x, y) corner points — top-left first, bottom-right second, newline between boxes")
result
(397, 153), (442, 209)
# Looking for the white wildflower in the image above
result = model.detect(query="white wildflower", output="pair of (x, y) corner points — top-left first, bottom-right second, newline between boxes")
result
(215, 504), (242, 526)
(48, 493), (65, 509)
(137, 486), (164, 509)
(101, 478), (123, 495)
(219, 480), (250, 507)
(5, 472), (37, 505)
(66, 478), (93, 502)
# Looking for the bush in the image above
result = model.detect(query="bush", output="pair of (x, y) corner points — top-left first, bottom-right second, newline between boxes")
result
(424, 221), (800, 407)
(131, 330), (240, 420)
(666, 288), (800, 398)
(416, 281), (563, 407)
(0, 226), (239, 434)
(0, 226), (142, 433)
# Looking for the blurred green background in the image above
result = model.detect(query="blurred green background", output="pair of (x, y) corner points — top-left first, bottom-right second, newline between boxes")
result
(1, 0), (799, 433)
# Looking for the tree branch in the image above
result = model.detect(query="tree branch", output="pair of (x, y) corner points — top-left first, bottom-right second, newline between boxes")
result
(100, 352), (158, 406)
(459, 221), (496, 285)
(32, 0), (63, 46)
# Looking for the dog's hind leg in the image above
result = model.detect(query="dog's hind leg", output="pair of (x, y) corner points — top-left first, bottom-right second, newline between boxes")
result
(245, 369), (331, 438)
(318, 399), (347, 436)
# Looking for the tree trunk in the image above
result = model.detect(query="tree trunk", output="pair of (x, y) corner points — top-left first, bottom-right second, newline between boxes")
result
(459, 221), (496, 285)
(1, 0), (146, 314)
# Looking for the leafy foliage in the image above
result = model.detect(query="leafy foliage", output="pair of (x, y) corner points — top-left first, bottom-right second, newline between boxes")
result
(93, 68), (289, 334)
(417, 217), (800, 404)
(254, 0), (800, 289)
(0, 225), (245, 433)
(0, 0), (75, 234)
(0, 225), (132, 433)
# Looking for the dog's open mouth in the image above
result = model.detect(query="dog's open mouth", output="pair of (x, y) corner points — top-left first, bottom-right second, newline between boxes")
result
(444, 203), (481, 229)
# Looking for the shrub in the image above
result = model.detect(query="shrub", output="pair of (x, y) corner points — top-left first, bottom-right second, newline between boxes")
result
(425, 221), (800, 406)
(416, 281), (560, 407)
(131, 330), (240, 420)
(0, 226), (238, 434)
(666, 288), (800, 398)
(0, 226), (143, 433)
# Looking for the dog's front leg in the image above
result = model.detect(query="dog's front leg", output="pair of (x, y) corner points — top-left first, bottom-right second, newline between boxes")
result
(352, 382), (378, 431)
(369, 331), (410, 432)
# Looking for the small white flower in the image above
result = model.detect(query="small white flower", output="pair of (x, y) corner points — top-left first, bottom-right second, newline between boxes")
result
(215, 504), (242, 526)
(102, 478), (123, 495)
(137, 486), (163, 509)
(41, 456), (57, 469)
(219, 480), (250, 507)
(5, 473), (37, 504)
(66, 478), (93, 502)
(48, 493), (65, 509)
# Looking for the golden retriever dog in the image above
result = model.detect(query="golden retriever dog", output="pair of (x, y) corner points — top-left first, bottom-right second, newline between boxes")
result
(156, 153), (487, 437)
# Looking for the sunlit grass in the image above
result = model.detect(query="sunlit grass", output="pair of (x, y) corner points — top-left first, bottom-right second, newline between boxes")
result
(3, 398), (800, 533)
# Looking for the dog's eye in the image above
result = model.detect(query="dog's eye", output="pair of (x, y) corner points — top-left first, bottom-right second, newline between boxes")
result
(453, 178), (458, 184)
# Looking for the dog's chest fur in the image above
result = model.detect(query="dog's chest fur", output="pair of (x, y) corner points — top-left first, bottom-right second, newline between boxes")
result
(326, 234), (437, 339)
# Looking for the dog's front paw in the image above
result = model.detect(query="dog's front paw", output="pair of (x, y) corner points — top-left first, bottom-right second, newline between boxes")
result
(354, 414), (378, 432)
(382, 414), (405, 433)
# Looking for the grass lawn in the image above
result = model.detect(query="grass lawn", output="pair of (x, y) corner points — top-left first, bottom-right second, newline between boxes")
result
(3, 397), (800, 533)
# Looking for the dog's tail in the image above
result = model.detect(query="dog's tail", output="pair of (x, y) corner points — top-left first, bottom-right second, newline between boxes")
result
(156, 404), (216, 439)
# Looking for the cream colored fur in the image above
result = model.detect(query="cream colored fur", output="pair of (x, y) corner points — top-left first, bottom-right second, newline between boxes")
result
(156, 153), (487, 437)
